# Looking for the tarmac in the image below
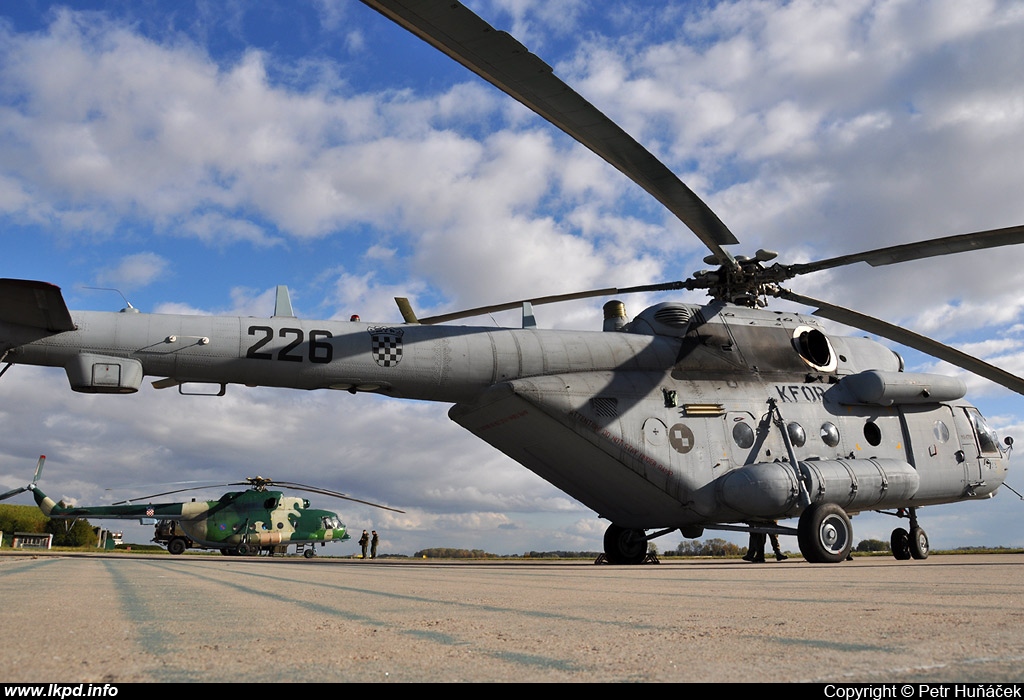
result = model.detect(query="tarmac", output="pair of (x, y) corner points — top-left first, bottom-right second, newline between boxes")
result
(1, 551), (1023, 683)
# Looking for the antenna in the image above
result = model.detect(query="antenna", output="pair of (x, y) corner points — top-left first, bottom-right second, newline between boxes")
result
(81, 286), (135, 310)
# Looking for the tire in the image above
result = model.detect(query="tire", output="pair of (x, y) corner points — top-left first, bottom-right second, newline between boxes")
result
(237, 543), (250, 556)
(603, 524), (647, 565)
(891, 528), (911, 560)
(303, 548), (315, 559)
(797, 503), (853, 563)
(909, 527), (929, 560)
(167, 538), (187, 555)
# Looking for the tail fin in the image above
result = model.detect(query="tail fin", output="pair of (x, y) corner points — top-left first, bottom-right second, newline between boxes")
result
(0, 280), (75, 332)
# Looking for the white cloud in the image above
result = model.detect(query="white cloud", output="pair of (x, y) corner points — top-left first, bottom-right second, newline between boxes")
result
(95, 252), (168, 288)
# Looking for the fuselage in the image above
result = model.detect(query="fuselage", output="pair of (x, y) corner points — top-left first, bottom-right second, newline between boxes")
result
(6, 298), (1009, 531)
(34, 486), (349, 549)
(6, 307), (679, 402)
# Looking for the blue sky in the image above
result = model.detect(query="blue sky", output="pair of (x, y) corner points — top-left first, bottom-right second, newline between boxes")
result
(2, 0), (1024, 555)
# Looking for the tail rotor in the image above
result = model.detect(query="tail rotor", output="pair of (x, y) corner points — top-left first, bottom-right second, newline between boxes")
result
(0, 455), (45, 502)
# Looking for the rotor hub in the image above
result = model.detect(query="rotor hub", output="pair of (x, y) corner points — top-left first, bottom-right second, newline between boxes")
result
(686, 251), (788, 307)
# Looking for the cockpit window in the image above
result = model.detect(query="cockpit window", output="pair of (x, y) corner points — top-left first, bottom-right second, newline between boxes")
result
(966, 408), (1000, 455)
(322, 516), (341, 530)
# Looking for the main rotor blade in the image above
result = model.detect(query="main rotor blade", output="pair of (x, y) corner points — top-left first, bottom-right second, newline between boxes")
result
(788, 224), (1024, 277)
(777, 289), (1024, 396)
(408, 281), (686, 325)
(112, 483), (234, 505)
(359, 0), (738, 261)
(272, 480), (405, 513)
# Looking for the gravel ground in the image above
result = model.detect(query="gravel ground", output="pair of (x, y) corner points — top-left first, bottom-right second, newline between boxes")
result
(1, 552), (1022, 683)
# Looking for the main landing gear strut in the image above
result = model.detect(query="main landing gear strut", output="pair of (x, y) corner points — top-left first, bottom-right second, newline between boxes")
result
(603, 524), (649, 565)
(601, 524), (679, 564)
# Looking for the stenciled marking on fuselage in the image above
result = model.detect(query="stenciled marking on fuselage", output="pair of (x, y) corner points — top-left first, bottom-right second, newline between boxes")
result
(477, 410), (529, 433)
(245, 325), (334, 363)
(774, 384), (827, 403)
(569, 410), (673, 477)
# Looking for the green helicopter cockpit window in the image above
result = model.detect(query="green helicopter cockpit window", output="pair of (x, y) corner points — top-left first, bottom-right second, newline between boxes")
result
(322, 516), (341, 530)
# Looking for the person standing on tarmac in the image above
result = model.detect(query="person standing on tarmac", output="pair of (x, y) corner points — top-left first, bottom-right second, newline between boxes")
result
(743, 521), (788, 562)
(359, 530), (369, 558)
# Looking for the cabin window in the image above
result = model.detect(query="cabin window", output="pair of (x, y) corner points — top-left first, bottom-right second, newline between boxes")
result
(933, 420), (950, 443)
(732, 421), (755, 449)
(820, 422), (840, 447)
(787, 422), (806, 448)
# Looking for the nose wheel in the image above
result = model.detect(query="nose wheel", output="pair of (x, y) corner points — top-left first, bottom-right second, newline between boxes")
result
(909, 527), (929, 559)
(891, 528), (912, 560)
(890, 508), (929, 560)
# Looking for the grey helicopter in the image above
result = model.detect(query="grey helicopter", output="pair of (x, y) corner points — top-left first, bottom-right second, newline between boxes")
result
(1, 0), (1022, 564)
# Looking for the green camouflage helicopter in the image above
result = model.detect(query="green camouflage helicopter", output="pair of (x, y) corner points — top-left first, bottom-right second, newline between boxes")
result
(0, 456), (402, 557)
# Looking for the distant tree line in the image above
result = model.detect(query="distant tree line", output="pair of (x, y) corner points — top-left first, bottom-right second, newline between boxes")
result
(416, 549), (604, 559)
(415, 547), (497, 559)
(671, 537), (895, 556)
(674, 538), (746, 557)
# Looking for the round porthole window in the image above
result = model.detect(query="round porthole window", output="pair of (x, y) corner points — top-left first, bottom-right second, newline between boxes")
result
(732, 421), (755, 449)
(820, 422), (840, 447)
(787, 422), (806, 448)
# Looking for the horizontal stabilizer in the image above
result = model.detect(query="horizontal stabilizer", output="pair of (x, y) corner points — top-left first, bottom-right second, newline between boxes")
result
(0, 279), (75, 332)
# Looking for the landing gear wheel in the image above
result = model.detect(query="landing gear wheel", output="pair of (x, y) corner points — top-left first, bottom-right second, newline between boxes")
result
(603, 524), (647, 565)
(909, 526), (929, 560)
(797, 503), (853, 563)
(237, 543), (250, 556)
(890, 528), (911, 560)
(303, 548), (315, 559)
(167, 538), (187, 555)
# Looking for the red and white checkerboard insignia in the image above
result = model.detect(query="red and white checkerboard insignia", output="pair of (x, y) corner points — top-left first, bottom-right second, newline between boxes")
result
(368, 326), (404, 367)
